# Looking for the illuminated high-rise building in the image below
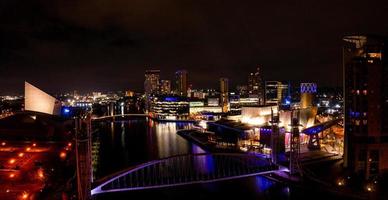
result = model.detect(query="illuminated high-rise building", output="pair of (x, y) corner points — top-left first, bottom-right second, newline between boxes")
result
(160, 80), (171, 95)
(144, 69), (160, 95)
(343, 35), (388, 178)
(220, 78), (229, 113)
(265, 81), (289, 105)
(248, 66), (264, 105)
(175, 70), (188, 97)
(236, 85), (248, 96)
(300, 83), (317, 109)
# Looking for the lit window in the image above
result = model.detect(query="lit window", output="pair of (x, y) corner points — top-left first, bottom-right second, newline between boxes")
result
(368, 53), (382, 59)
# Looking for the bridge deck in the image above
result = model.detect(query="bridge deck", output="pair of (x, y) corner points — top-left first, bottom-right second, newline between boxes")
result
(302, 118), (342, 135)
(91, 153), (280, 196)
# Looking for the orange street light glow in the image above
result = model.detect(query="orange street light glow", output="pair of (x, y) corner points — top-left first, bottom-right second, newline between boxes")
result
(9, 158), (16, 164)
(59, 152), (67, 159)
(1, 142), (6, 146)
(32, 143), (37, 147)
(18, 153), (24, 157)
(67, 142), (72, 147)
(21, 192), (29, 199)
(9, 173), (15, 178)
(38, 170), (44, 179)
(26, 147), (31, 152)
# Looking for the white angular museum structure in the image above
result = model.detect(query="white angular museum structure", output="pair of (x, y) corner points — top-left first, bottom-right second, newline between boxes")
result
(24, 81), (61, 115)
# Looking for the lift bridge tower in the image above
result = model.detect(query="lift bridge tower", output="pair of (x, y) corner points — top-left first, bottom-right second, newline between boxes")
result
(270, 108), (280, 164)
(289, 109), (302, 176)
(75, 113), (92, 200)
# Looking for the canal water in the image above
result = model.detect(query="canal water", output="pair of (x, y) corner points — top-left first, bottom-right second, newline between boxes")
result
(92, 117), (345, 200)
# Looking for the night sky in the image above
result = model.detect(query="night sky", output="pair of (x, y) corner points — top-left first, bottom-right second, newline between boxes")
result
(1, 0), (388, 94)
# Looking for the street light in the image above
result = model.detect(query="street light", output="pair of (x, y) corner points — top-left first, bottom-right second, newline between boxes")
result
(37, 168), (45, 180)
(337, 178), (345, 186)
(59, 151), (67, 159)
(366, 184), (374, 192)
(21, 192), (29, 199)
(9, 158), (16, 164)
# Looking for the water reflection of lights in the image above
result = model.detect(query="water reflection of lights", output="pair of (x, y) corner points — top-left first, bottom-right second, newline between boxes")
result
(121, 122), (126, 148)
(283, 187), (290, 195)
(154, 122), (200, 158)
(96, 119), (207, 180)
(155, 122), (180, 158)
(193, 154), (215, 174)
(255, 176), (275, 192)
(192, 145), (206, 154)
(110, 122), (115, 142)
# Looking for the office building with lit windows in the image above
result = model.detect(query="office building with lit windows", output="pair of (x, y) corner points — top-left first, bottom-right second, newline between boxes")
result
(144, 70), (160, 95)
(160, 80), (171, 95)
(149, 96), (189, 120)
(247, 67), (265, 105)
(264, 81), (289, 105)
(343, 35), (388, 178)
(220, 78), (229, 113)
(175, 70), (188, 97)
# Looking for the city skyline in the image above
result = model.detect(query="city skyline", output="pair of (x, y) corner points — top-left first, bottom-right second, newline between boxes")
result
(2, 1), (388, 199)
(2, 1), (388, 94)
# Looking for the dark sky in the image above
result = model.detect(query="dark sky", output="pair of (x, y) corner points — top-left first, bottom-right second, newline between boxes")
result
(1, 0), (388, 94)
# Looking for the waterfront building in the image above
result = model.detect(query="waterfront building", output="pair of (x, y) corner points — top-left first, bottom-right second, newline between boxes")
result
(265, 81), (289, 105)
(189, 106), (222, 115)
(207, 97), (219, 107)
(343, 35), (388, 178)
(229, 94), (241, 114)
(175, 70), (188, 97)
(144, 69), (160, 95)
(149, 96), (189, 120)
(240, 96), (261, 107)
(188, 89), (208, 99)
